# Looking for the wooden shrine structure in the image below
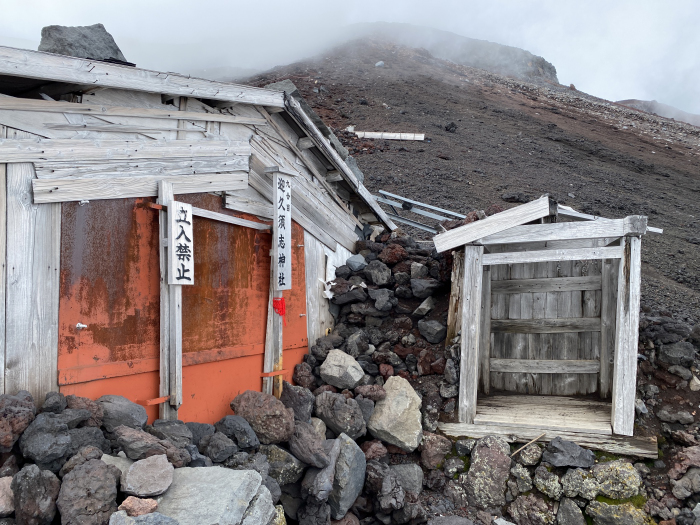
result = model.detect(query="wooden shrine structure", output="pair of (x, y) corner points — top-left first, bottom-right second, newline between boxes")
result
(436, 196), (662, 457)
(0, 45), (395, 423)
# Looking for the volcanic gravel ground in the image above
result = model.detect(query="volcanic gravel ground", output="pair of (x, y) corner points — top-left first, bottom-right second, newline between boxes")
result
(247, 39), (700, 323)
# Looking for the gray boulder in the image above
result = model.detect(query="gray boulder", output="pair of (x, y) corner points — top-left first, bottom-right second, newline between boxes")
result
(109, 511), (179, 524)
(314, 392), (366, 440)
(19, 413), (72, 472)
(417, 319), (447, 344)
(101, 452), (134, 477)
(368, 288), (397, 312)
(56, 459), (120, 525)
(301, 438), (342, 501)
(591, 460), (642, 499)
(185, 422), (215, 447)
(534, 465), (563, 499)
(202, 432), (238, 463)
(557, 497), (586, 525)
(427, 518), (474, 525)
(328, 433), (366, 519)
(214, 415), (260, 449)
(413, 296), (435, 317)
(346, 254), (368, 272)
(280, 382), (315, 423)
(561, 468), (600, 500)
(672, 467), (700, 499)
(98, 395), (147, 433)
(363, 260), (392, 286)
(391, 463), (423, 495)
(542, 437), (595, 468)
(240, 485), (276, 525)
(297, 499), (331, 525)
(464, 435), (511, 509)
(42, 392), (67, 414)
(320, 350), (364, 389)
(146, 420), (192, 449)
(155, 467), (263, 525)
(344, 331), (369, 359)
(0, 477), (12, 518)
(411, 278), (440, 299)
(368, 376), (423, 452)
(364, 460), (405, 513)
(39, 24), (128, 62)
(289, 421), (330, 468)
(122, 454), (174, 497)
(11, 464), (61, 525)
(659, 341), (696, 367)
(259, 445), (306, 485)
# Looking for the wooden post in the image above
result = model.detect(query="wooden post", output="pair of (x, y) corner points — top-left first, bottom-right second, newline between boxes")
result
(0, 162), (5, 394)
(445, 250), (465, 345)
(479, 266), (491, 395)
(611, 236), (641, 436)
(600, 258), (618, 399)
(459, 245), (484, 424)
(158, 181), (178, 419)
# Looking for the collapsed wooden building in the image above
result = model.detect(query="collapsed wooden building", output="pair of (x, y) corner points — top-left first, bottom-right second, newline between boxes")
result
(0, 45), (396, 422)
(435, 196), (662, 456)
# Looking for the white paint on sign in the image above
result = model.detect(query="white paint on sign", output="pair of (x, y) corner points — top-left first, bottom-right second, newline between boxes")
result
(168, 201), (194, 285)
(274, 173), (293, 291)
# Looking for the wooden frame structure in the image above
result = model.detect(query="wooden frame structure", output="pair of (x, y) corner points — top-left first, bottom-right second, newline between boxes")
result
(436, 196), (660, 457)
(0, 45), (395, 421)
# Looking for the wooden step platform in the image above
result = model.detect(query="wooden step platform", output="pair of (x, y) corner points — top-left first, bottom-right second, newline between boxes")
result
(439, 395), (658, 458)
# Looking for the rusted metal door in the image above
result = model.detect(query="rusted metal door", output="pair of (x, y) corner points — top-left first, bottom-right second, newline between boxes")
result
(58, 194), (308, 423)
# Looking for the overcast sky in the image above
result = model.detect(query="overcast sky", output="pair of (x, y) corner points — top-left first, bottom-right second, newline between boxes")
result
(0, 0), (698, 114)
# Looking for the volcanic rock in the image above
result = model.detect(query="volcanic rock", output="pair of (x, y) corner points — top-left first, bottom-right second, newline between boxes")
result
(542, 437), (595, 468)
(39, 24), (128, 62)
(231, 390), (295, 444)
(464, 435), (511, 509)
(391, 463), (423, 495)
(12, 464), (60, 525)
(280, 382), (315, 424)
(98, 395), (148, 433)
(118, 496), (158, 517)
(328, 434), (366, 519)
(320, 350), (365, 390)
(259, 445), (306, 485)
(367, 376), (422, 452)
(289, 421), (330, 468)
(314, 392), (367, 440)
(57, 459), (120, 525)
(122, 455), (174, 497)
(146, 420), (192, 449)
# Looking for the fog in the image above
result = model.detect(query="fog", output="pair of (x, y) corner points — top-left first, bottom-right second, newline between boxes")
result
(0, 0), (698, 114)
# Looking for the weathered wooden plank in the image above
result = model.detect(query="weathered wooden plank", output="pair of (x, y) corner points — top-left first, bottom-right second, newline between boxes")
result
(190, 205), (270, 231)
(225, 188), (274, 219)
(445, 250), (465, 345)
(491, 275), (602, 294)
(0, 46), (284, 107)
(600, 259), (618, 399)
(478, 217), (647, 245)
(479, 266), (491, 395)
(439, 422), (657, 458)
(304, 231), (332, 348)
(580, 260), (601, 395)
(433, 196), (554, 253)
(458, 245), (483, 423)
(158, 181), (177, 420)
(0, 162), (5, 394)
(32, 171), (247, 203)
(612, 236), (642, 436)
(0, 138), (250, 163)
(504, 263), (526, 393)
(530, 262), (548, 394)
(491, 317), (601, 333)
(489, 257), (509, 391)
(354, 132), (425, 141)
(483, 246), (623, 265)
(490, 359), (601, 374)
(541, 261), (559, 395)
(5, 141), (60, 402)
(35, 156), (249, 179)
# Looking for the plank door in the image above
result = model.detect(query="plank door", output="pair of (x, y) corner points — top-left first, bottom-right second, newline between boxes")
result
(486, 252), (617, 398)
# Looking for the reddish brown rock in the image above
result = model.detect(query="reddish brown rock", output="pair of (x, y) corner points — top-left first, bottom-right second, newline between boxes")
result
(114, 426), (190, 467)
(393, 317), (413, 331)
(360, 440), (388, 460)
(391, 261), (412, 274)
(313, 385), (338, 396)
(293, 362), (316, 390)
(431, 357), (447, 375)
(119, 496), (158, 517)
(393, 345), (417, 359)
(0, 391), (36, 450)
(396, 370), (411, 380)
(669, 445), (700, 480)
(385, 444), (410, 455)
(340, 390), (354, 399)
(417, 350), (435, 376)
(332, 511), (360, 525)
(421, 432), (453, 469)
(231, 390), (295, 444)
(379, 364), (394, 379)
(65, 395), (104, 427)
(354, 385), (386, 402)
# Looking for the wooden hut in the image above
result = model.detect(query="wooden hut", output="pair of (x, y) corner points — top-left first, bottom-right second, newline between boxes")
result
(436, 196), (661, 457)
(0, 45), (395, 422)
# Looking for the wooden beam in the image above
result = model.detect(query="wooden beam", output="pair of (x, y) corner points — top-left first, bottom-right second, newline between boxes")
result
(354, 131), (425, 141)
(158, 181), (177, 420)
(490, 359), (600, 374)
(479, 266), (492, 395)
(483, 246), (623, 265)
(445, 250), (465, 345)
(0, 162), (5, 394)
(0, 97), (269, 125)
(0, 46), (284, 107)
(296, 137), (315, 150)
(35, 156), (249, 180)
(32, 172), (247, 203)
(599, 259), (618, 399)
(459, 245), (483, 423)
(479, 216), (647, 245)
(190, 205), (270, 231)
(5, 142), (60, 402)
(491, 317), (601, 333)
(491, 275), (602, 294)
(438, 422), (657, 458)
(433, 196), (554, 253)
(325, 170), (343, 182)
(611, 236), (642, 436)
(0, 138), (250, 163)
(282, 95), (397, 230)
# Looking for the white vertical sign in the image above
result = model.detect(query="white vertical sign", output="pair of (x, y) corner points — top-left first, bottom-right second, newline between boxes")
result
(168, 201), (194, 285)
(274, 173), (292, 291)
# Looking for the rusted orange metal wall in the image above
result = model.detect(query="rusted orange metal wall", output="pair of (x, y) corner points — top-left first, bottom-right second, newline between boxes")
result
(58, 193), (308, 424)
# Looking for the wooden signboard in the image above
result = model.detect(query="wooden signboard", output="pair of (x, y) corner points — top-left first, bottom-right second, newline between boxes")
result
(168, 201), (194, 285)
(274, 173), (292, 291)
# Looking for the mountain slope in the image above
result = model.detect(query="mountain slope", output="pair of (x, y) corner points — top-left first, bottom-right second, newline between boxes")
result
(246, 39), (700, 320)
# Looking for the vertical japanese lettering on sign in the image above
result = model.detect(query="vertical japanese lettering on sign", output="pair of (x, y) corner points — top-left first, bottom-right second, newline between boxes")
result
(273, 173), (292, 291)
(168, 201), (195, 285)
